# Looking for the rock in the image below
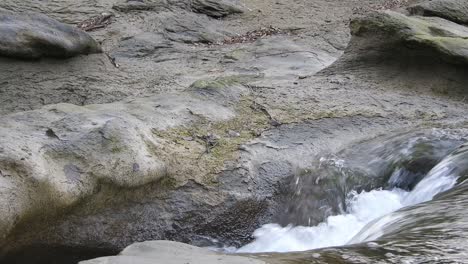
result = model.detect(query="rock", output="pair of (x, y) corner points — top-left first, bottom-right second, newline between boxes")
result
(0, 9), (101, 59)
(230, 36), (338, 79)
(408, 0), (468, 25)
(80, 241), (266, 264)
(112, 32), (173, 58)
(162, 11), (229, 43)
(228, 130), (241, 137)
(191, 0), (243, 18)
(0, 93), (238, 250)
(350, 10), (468, 65)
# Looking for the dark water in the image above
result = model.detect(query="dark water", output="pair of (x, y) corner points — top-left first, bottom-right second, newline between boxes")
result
(0, 245), (117, 264)
(246, 129), (468, 263)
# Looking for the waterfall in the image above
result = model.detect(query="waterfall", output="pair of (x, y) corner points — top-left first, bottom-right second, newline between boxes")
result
(237, 143), (467, 253)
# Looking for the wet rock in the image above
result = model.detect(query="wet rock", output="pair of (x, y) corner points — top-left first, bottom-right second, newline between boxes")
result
(408, 0), (468, 25)
(272, 128), (468, 227)
(0, 9), (101, 59)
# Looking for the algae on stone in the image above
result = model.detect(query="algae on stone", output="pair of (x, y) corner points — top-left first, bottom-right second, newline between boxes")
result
(151, 96), (270, 185)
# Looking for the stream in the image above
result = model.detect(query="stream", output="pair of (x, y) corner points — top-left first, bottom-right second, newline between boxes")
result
(231, 128), (468, 262)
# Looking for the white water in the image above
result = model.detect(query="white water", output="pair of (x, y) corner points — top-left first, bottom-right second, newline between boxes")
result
(237, 156), (460, 253)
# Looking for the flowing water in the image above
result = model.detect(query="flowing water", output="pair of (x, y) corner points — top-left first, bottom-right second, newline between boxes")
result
(235, 128), (468, 262)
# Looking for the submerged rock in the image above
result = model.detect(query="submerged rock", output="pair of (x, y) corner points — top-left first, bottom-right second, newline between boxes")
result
(0, 9), (101, 59)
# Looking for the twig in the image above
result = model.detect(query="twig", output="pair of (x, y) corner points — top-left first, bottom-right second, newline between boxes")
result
(105, 52), (120, 68)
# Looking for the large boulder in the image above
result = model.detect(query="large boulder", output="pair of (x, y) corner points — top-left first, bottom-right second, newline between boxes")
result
(0, 93), (237, 248)
(0, 9), (101, 59)
(408, 0), (468, 25)
(350, 10), (468, 65)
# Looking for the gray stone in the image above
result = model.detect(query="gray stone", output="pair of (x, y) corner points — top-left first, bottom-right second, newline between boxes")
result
(0, 9), (101, 59)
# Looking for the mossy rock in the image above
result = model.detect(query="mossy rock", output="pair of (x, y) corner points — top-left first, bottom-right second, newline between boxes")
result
(150, 95), (271, 185)
(351, 10), (468, 65)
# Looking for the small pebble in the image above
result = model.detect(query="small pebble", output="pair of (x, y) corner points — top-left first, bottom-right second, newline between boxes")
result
(228, 130), (240, 137)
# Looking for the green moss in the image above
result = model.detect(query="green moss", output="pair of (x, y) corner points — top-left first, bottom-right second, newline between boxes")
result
(150, 96), (270, 185)
(157, 176), (178, 189)
(103, 135), (126, 154)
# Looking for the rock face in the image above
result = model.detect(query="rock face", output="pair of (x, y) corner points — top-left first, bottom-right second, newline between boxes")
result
(0, 9), (101, 59)
(0, 0), (468, 263)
